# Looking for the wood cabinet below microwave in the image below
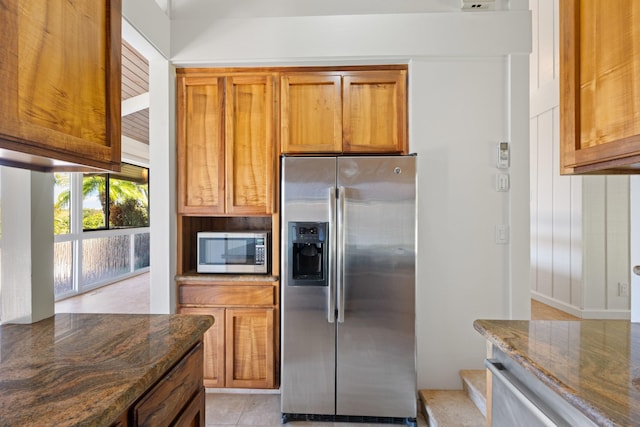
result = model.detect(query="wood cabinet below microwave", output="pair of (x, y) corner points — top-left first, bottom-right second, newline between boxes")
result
(178, 281), (277, 389)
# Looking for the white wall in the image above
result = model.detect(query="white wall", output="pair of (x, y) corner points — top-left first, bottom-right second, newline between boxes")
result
(169, 4), (531, 389)
(0, 169), (54, 324)
(529, 0), (630, 319)
(412, 57), (522, 387)
(123, 0), (176, 314)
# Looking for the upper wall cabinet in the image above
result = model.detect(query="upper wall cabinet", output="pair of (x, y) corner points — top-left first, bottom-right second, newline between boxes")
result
(0, 0), (121, 172)
(281, 69), (408, 154)
(560, 0), (640, 174)
(177, 71), (276, 215)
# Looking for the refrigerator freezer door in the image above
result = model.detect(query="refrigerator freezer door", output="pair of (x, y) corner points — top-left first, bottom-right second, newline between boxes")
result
(281, 156), (337, 415)
(335, 156), (417, 418)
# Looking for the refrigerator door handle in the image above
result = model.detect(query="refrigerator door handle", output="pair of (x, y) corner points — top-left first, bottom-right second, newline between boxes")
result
(328, 187), (336, 323)
(337, 186), (346, 323)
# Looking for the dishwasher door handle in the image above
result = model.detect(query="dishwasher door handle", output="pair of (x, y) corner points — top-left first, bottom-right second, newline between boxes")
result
(485, 359), (560, 427)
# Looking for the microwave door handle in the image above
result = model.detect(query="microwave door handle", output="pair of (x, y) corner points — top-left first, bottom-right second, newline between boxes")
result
(336, 186), (345, 324)
(328, 187), (336, 323)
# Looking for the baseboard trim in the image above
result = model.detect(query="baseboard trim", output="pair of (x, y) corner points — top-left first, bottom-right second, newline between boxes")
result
(205, 388), (280, 394)
(531, 292), (631, 320)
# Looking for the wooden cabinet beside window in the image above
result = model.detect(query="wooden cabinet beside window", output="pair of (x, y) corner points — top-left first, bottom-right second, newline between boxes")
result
(560, 0), (640, 174)
(0, 0), (121, 172)
(176, 71), (276, 215)
(178, 281), (277, 389)
(281, 68), (408, 154)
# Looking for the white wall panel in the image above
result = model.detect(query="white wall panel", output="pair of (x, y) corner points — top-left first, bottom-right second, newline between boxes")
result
(535, 109), (554, 297)
(530, 0), (539, 91)
(537, 0), (556, 87)
(412, 57), (511, 389)
(606, 177), (630, 311)
(171, 12), (531, 64)
(123, 0), (170, 58)
(570, 175), (583, 307)
(530, 116), (539, 292)
(582, 177), (606, 310)
(551, 106), (572, 303)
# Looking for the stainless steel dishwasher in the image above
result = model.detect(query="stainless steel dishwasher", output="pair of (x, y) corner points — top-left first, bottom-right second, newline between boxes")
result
(486, 348), (598, 427)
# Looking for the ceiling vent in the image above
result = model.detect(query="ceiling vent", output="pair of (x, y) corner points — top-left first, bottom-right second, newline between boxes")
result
(461, 0), (495, 11)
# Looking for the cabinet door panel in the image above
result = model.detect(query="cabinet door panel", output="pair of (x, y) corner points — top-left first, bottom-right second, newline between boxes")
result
(0, 0), (121, 171)
(226, 308), (275, 388)
(177, 76), (225, 214)
(560, 0), (640, 173)
(281, 74), (342, 153)
(179, 307), (226, 388)
(343, 70), (407, 153)
(173, 387), (205, 427)
(226, 75), (275, 215)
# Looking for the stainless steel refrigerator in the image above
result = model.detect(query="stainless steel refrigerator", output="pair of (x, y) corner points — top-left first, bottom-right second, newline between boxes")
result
(280, 155), (417, 426)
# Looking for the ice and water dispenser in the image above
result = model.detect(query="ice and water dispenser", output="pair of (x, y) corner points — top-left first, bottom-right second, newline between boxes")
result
(288, 222), (328, 286)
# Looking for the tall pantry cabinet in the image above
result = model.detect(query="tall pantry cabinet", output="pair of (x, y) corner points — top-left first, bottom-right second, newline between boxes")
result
(176, 65), (408, 389)
(176, 69), (278, 389)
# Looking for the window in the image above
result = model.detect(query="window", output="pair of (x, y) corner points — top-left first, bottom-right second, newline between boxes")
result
(53, 163), (150, 300)
(54, 172), (71, 235)
(83, 164), (149, 231)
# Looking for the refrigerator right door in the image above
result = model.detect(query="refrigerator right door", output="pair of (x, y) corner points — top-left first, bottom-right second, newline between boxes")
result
(336, 155), (417, 418)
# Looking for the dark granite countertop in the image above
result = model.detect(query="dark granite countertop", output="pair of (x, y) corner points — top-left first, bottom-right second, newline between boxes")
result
(0, 313), (213, 426)
(175, 272), (279, 282)
(474, 319), (640, 427)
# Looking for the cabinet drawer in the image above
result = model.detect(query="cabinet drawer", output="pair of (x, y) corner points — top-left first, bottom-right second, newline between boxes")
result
(133, 343), (203, 426)
(180, 285), (275, 306)
(173, 387), (205, 427)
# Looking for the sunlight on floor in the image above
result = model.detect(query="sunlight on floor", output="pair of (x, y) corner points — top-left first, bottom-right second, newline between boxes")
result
(55, 272), (150, 314)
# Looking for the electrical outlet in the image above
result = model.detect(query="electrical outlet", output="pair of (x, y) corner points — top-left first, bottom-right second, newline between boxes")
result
(619, 282), (629, 297)
(461, 0), (495, 10)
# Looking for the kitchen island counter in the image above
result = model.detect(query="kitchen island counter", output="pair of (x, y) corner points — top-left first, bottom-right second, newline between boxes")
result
(0, 313), (213, 426)
(474, 319), (640, 426)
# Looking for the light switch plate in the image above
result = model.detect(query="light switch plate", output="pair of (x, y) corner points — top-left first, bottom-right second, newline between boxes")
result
(496, 173), (510, 192)
(495, 224), (509, 244)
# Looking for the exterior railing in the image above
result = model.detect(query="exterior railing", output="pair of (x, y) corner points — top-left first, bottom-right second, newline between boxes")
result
(54, 227), (150, 300)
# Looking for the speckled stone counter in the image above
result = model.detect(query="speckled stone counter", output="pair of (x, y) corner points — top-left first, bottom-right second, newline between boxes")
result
(474, 319), (640, 427)
(0, 313), (213, 426)
(175, 272), (279, 282)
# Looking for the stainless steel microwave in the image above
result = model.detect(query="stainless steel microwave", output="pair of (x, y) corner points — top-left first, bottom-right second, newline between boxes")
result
(196, 231), (269, 274)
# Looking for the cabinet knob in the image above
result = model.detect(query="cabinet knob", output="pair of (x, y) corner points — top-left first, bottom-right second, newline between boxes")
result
(634, 266), (640, 276)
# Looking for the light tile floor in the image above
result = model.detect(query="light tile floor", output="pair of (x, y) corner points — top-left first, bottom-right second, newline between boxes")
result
(55, 272), (150, 314)
(205, 392), (427, 427)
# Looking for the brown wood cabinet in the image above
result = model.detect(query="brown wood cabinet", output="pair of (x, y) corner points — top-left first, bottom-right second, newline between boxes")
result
(225, 308), (275, 389)
(560, 0), (640, 174)
(132, 343), (204, 426)
(177, 71), (276, 215)
(179, 307), (226, 388)
(178, 282), (277, 389)
(0, 0), (121, 172)
(110, 342), (206, 427)
(281, 69), (408, 154)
